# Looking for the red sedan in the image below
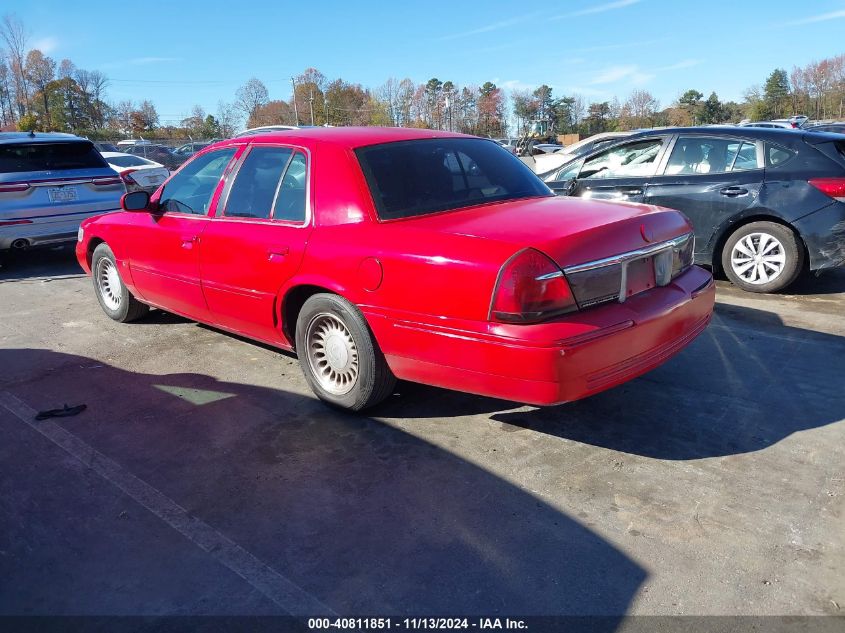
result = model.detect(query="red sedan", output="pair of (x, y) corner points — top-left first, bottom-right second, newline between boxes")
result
(76, 127), (715, 411)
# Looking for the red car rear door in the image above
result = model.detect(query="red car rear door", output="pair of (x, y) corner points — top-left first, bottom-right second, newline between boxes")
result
(199, 145), (312, 343)
(126, 147), (239, 320)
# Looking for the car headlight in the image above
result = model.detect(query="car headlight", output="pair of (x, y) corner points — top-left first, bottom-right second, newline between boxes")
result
(77, 226), (84, 242)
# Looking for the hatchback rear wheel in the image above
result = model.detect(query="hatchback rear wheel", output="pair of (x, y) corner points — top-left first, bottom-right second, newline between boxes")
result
(295, 293), (395, 411)
(92, 243), (150, 322)
(721, 221), (804, 293)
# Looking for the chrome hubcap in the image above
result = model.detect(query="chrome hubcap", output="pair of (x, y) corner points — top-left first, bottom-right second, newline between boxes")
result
(730, 232), (786, 285)
(306, 313), (359, 395)
(96, 258), (122, 310)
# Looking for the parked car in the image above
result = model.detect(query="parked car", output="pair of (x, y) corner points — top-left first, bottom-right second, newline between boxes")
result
(234, 125), (310, 138)
(739, 120), (800, 130)
(0, 132), (124, 252)
(805, 122), (845, 134)
(526, 132), (638, 176)
(544, 126), (845, 292)
(93, 142), (119, 153)
(75, 127), (714, 411)
(121, 143), (183, 170)
(101, 152), (170, 194)
(116, 139), (151, 149)
(173, 141), (213, 159)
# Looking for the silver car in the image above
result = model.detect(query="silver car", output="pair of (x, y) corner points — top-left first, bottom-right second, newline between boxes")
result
(0, 132), (125, 252)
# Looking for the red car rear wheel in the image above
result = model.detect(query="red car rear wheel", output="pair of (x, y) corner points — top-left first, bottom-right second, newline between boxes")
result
(295, 293), (395, 411)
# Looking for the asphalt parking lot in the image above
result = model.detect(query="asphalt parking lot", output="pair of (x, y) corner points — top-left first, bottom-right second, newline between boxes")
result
(0, 246), (843, 618)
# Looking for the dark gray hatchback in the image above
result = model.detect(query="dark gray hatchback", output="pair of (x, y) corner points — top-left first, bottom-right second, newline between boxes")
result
(0, 132), (125, 252)
(545, 126), (845, 292)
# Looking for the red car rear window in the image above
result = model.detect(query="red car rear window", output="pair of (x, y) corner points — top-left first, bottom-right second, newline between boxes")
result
(355, 138), (550, 220)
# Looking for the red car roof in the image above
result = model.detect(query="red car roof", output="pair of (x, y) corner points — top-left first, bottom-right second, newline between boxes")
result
(219, 126), (475, 149)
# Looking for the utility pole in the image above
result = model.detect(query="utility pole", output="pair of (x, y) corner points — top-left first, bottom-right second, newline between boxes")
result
(291, 77), (299, 125)
(309, 89), (315, 126)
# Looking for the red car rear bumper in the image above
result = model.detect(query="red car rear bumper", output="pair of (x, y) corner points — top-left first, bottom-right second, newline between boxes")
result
(366, 265), (715, 406)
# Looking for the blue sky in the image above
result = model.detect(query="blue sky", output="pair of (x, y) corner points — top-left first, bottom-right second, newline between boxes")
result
(7, 0), (845, 124)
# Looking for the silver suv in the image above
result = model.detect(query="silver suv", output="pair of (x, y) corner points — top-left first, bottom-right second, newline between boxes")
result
(0, 132), (125, 252)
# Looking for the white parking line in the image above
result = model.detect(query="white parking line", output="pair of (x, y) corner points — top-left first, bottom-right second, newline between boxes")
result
(0, 391), (336, 617)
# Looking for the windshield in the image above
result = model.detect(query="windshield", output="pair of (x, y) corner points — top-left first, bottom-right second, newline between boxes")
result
(355, 138), (551, 220)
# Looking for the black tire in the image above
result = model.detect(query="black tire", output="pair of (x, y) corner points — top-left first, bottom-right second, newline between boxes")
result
(295, 293), (395, 411)
(91, 243), (149, 322)
(721, 221), (804, 293)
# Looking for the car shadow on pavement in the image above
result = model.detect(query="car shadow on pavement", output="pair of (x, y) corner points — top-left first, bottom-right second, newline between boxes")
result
(0, 245), (84, 283)
(0, 347), (645, 621)
(779, 268), (845, 296)
(489, 302), (845, 460)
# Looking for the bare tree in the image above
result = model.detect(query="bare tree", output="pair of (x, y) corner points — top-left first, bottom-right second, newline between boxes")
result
(396, 78), (415, 127)
(235, 77), (269, 124)
(87, 70), (108, 128)
(116, 100), (134, 135)
(216, 100), (240, 137)
(378, 77), (400, 126)
(620, 90), (658, 129)
(138, 99), (158, 130)
(0, 58), (16, 126)
(1, 13), (30, 118)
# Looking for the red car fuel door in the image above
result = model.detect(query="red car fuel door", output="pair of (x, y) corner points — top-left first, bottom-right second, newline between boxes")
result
(126, 147), (238, 319)
(199, 146), (312, 342)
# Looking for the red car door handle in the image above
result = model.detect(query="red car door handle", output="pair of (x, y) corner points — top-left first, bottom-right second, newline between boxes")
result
(267, 246), (289, 262)
(180, 235), (198, 249)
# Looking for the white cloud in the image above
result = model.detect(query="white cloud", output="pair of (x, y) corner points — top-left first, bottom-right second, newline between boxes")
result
(591, 65), (640, 84)
(782, 9), (845, 26)
(552, 0), (641, 20)
(129, 57), (180, 65)
(441, 0), (640, 40)
(501, 79), (537, 92)
(588, 58), (697, 86)
(564, 85), (610, 97)
(573, 37), (667, 53)
(440, 12), (542, 40)
(31, 36), (58, 54)
(654, 59), (700, 72)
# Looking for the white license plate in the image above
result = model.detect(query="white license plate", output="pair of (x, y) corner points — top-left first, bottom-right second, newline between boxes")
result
(47, 186), (78, 203)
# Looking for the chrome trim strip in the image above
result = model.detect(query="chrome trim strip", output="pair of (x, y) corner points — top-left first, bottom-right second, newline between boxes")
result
(565, 232), (693, 305)
(535, 270), (564, 281)
(30, 178), (96, 187)
(563, 233), (692, 274)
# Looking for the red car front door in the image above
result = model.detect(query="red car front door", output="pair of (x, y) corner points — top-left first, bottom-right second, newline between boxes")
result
(126, 147), (239, 320)
(199, 145), (312, 343)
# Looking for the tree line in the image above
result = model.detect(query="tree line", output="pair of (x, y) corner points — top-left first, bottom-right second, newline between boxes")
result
(2, 13), (844, 142)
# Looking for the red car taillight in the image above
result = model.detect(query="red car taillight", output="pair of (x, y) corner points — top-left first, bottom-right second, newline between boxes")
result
(119, 169), (139, 186)
(0, 182), (31, 193)
(809, 178), (845, 202)
(490, 248), (577, 323)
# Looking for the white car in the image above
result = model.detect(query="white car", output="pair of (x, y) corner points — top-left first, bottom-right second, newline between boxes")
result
(234, 125), (307, 138)
(101, 152), (170, 194)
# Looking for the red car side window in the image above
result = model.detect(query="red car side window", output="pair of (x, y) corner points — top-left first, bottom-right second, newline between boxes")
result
(224, 146), (293, 220)
(158, 148), (237, 215)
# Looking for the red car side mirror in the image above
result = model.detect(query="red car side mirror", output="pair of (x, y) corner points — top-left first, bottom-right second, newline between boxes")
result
(121, 191), (151, 212)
